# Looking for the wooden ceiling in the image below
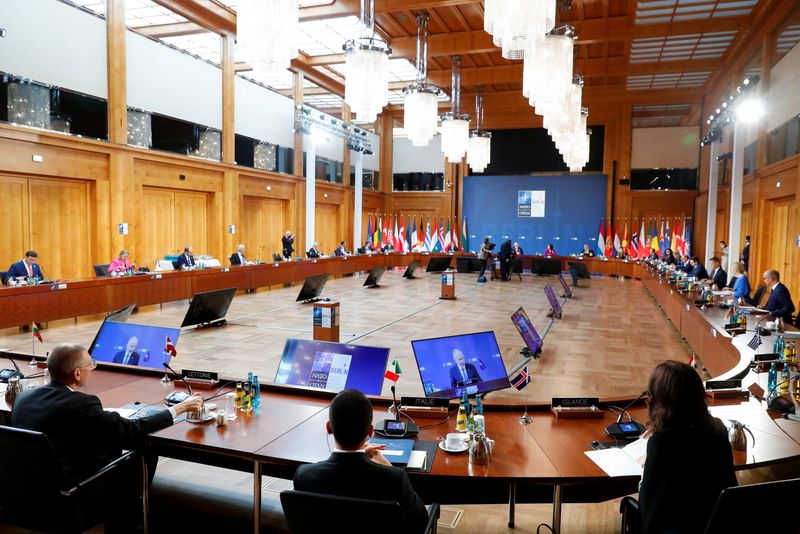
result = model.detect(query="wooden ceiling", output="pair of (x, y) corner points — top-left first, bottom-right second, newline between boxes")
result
(149, 0), (799, 130)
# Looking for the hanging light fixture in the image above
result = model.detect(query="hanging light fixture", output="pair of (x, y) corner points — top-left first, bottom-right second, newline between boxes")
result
(403, 14), (442, 147)
(238, 0), (299, 78)
(440, 56), (471, 163)
(468, 94), (491, 173)
(343, 0), (391, 123)
(485, 0), (555, 60)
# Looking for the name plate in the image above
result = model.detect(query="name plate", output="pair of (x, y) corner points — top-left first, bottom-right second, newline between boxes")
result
(705, 379), (742, 390)
(151, 274), (162, 280)
(50, 283), (67, 290)
(551, 397), (599, 408)
(754, 353), (779, 362)
(182, 369), (219, 381)
(221, 267), (229, 273)
(400, 396), (450, 409)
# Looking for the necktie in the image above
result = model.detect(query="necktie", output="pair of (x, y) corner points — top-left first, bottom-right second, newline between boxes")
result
(461, 367), (468, 382)
(26, 263), (32, 277)
(123, 352), (130, 365)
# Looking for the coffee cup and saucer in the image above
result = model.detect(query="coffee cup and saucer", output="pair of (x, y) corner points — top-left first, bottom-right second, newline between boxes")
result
(186, 403), (216, 423)
(438, 433), (469, 453)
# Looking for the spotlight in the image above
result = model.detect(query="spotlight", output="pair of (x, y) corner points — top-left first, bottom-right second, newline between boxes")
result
(735, 97), (764, 123)
(722, 102), (727, 108)
(716, 108), (721, 114)
(743, 78), (750, 85)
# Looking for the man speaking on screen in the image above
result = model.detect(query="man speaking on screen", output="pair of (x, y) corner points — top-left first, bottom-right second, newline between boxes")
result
(449, 348), (482, 388)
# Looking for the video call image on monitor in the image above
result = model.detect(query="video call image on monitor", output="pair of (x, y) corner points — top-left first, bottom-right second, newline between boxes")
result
(544, 285), (563, 319)
(274, 339), (390, 396)
(90, 321), (181, 369)
(412, 331), (511, 399)
(511, 307), (543, 354)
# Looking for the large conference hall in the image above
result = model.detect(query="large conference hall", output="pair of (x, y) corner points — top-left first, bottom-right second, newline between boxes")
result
(1, 0), (800, 533)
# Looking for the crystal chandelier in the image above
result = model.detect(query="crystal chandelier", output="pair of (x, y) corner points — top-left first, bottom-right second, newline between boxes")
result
(440, 56), (471, 162)
(238, 0), (299, 78)
(343, 0), (391, 123)
(485, 0), (555, 60)
(403, 14), (442, 147)
(467, 95), (491, 173)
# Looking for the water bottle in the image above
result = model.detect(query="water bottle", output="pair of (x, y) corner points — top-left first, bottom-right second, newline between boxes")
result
(768, 362), (777, 393)
(252, 375), (261, 409)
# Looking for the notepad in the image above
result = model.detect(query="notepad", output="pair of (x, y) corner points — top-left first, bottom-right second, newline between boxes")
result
(584, 437), (649, 477)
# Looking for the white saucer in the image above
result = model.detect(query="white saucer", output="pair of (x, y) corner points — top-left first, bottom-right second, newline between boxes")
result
(186, 413), (214, 423)
(438, 441), (468, 453)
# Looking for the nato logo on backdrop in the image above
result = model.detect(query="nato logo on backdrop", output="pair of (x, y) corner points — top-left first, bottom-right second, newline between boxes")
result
(517, 191), (546, 218)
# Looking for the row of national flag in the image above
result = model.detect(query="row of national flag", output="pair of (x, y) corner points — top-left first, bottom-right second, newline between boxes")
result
(596, 218), (692, 259)
(366, 215), (469, 253)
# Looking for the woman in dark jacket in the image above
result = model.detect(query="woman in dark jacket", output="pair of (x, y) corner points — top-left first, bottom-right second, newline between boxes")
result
(639, 361), (737, 533)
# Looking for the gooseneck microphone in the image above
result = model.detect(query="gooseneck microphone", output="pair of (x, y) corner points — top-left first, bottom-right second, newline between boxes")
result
(616, 390), (647, 424)
(163, 362), (193, 395)
(604, 390), (648, 440)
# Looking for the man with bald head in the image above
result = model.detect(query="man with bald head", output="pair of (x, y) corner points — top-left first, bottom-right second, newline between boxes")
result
(761, 269), (795, 322)
(12, 343), (202, 531)
(112, 336), (140, 366)
(449, 348), (482, 389)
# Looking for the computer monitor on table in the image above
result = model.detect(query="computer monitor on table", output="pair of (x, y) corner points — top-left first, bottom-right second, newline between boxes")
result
(411, 331), (511, 399)
(274, 339), (390, 396)
(403, 260), (420, 279)
(88, 302), (137, 354)
(364, 266), (387, 288)
(511, 307), (543, 356)
(181, 287), (236, 328)
(544, 285), (563, 319)
(90, 321), (181, 369)
(425, 257), (452, 272)
(296, 274), (329, 302)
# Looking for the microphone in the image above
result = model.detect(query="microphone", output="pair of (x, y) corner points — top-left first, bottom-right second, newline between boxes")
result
(616, 390), (647, 424)
(162, 362), (193, 395)
(391, 384), (399, 421)
(1, 358), (25, 382)
(754, 314), (773, 337)
(604, 390), (647, 440)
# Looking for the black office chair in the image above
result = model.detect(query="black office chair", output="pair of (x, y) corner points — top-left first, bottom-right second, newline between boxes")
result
(512, 258), (523, 280)
(93, 263), (111, 277)
(280, 490), (439, 534)
(726, 275), (737, 289)
(748, 284), (767, 306)
(0, 426), (136, 533)
(704, 478), (800, 533)
(0, 271), (6, 285)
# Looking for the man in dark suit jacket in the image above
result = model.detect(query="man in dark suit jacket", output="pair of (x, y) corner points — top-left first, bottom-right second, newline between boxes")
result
(282, 231), (295, 259)
(705, 257), (727, 290)
(740, 236), (750, 273)
(112, 336), (141, 366)
(12, 343), (202, 530)
(307, 242), (322, 258)
(6, 250), (44, 283)
(230, 244), (247, 265)
(449, 348), (481, 388)
(498, 239), (513, 281)
(293, 389), (428, 533)
(176, 246), (195, 269)
(762, 269), (795, 322)
(689, 257), (708, 280)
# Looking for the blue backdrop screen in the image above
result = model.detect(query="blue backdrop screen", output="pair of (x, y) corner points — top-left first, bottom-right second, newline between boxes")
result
(462, 174), (606, 255)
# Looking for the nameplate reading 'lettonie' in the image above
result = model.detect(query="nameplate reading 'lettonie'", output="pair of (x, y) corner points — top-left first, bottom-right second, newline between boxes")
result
(551, 397), (599, 408)
(182, 369), (219, 381)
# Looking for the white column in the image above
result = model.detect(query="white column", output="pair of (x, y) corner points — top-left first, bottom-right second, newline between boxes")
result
(305, 135), (316, 253)
(353, 151), (364, 250)
(704, 141), (719, 264)
(727, 123), (745, 276)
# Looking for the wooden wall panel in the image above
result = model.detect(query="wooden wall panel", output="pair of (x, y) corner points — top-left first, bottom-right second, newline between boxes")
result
(315, 203), (339, 254)
(0, 176), (29, 272)
(174, 191), (209, 255)
(0, 138), (107, 181)
(140, 188), (176, 268)
(29, 178), (90, 280)
(241, 196), (287, 261)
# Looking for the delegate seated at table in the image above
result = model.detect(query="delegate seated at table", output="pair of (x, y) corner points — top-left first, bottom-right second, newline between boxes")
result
(760, 269), (795, 322)
(230, 244), (248, 265)
(108, 249), (133, 275)
(6, 250), (44, 283)
(176, 246), (195, 269)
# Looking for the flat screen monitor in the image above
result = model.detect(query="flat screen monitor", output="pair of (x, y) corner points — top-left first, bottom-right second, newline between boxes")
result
(558, 274), (573, 298)
(364, 266), (387, 287)
(274, 339), (390, 395)
(544, 285), (562, 319)
(511, 307), (543, 354)
(425, 257), (452, 272)
(181, 287), (236, 327)
(403, 260), (420, 279)
(411, 331), (511, 399)
(296, 274), (329, 302)
(88, 302), (137, 354)
(90, 321), (181, 369)
(568, 261), (590, 279)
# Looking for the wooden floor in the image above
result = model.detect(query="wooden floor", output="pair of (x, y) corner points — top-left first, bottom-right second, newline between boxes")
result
(0, 271), (693, 403)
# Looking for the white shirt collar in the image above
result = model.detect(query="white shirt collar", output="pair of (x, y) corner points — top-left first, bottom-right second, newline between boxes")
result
(770, 281), (779, 290)
(333, 448), (366, 454)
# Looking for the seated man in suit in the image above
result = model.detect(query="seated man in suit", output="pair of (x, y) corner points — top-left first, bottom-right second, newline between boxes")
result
(705, 256), (727, 290)
(293, 389), (428, 533)
(678, 254), (692, 273)
(112, 336), (141, 366)
(6, 250), (44, 283)
(12, 343), (202, 532)
(688, 256), (709, 280)
(449, 348), (481, 388)
(230, 244), (247, 265)
(513, 242), (524, 255)
(176, 246), (195, 269)
(334, 241), (349, 257)
(580, 243), (595, 258)
(761, 269), (795, 322)
(307, 242), (322, 258)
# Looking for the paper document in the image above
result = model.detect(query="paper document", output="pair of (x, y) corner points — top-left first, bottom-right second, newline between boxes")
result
(105, 407), (138, 419)
(380, 450), (404, 457)
(584, 437), (649, 477)
(407, 450), (427, 470)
